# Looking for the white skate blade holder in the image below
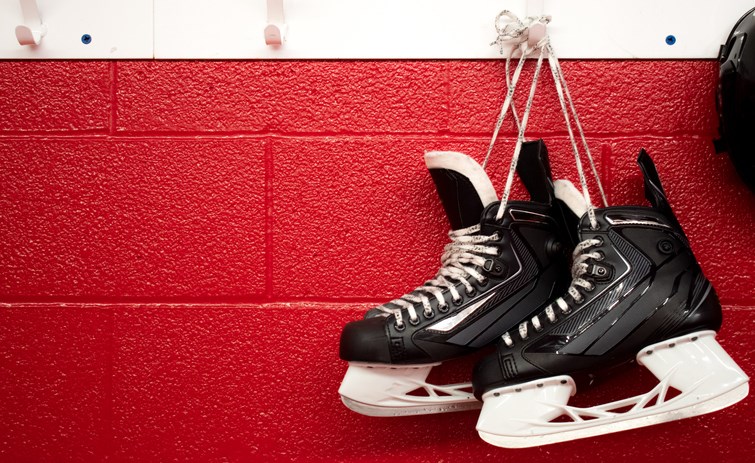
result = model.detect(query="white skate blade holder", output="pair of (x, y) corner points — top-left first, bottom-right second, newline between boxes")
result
(339, 362), (481, 416)
(477, 330), (749, 447)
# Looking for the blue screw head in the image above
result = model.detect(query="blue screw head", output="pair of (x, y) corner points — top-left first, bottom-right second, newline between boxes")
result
(665, 35), (676, 45)
(81, 34), (92, 45)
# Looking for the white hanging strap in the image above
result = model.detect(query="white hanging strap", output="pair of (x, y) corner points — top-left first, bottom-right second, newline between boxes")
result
(485, 10), (606, 228)
(490, 10), (528, 52)
(482, 47), (530, 171)
(543, 39), (605, 229)
(483, 11), (534, 171)
(495, 38), (547, 221)
(545, 42), (608, 208)
(505, 47), (523, 139)
(485, 12), (550, 221)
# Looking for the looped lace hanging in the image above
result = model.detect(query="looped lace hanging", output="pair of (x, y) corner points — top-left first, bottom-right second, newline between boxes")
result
(375, 224), (500, 329)
(490, 10), (528, 51)
(543, 39), (608, 229)
(483, 12), (550, 171)
(484, 10), (608, 229)
(501, 237), (602, 347)
(483, 12), (551, 222)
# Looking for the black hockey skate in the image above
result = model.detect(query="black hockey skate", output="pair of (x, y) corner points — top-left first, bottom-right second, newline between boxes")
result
(473, 151), (749, 447)
(338, 140), (575, 416)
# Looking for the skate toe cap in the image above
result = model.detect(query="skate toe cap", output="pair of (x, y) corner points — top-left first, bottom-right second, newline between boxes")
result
(339, 317), (391, 363)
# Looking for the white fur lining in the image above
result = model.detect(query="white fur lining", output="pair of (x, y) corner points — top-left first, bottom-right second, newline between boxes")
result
(424, 151), (498, 207)
(554, 179), (588, 217)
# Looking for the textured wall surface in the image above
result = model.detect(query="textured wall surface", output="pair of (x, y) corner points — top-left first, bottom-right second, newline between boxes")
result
(1, 59), (753, 462)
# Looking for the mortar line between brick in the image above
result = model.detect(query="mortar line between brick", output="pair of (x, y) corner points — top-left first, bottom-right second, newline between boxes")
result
(602, 142), (613, 203)
(264, 139), (274, 300)
(102, 306), (114, 460)
(108, 62), (118, 135)
(1, 301), (752, 310)
(0, 132), (717, 140)
(0, 297), (385, 306)
(442, 62), (452, 133)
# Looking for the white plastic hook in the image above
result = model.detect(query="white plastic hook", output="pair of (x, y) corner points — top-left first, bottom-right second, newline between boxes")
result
(525, 0), (548, 49)
(264, 0), (286, 45)
(15, 0), (46, 46)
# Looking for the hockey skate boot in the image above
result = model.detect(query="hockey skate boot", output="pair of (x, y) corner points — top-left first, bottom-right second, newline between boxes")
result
(338, 140), (574, 416)
(358, 138), (502, 321)
(473, 150), (749, 447)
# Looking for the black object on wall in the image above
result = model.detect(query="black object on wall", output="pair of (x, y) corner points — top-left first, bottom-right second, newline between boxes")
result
(716, 7), (755, 193)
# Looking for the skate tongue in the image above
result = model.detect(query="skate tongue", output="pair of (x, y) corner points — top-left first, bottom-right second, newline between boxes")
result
(517, 140), (556, 204)
(425, 151), (498, 230)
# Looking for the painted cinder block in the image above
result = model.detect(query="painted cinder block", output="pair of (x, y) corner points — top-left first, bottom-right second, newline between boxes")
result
(0, 61), (110, 132)
(0, 138), (267, 299)
(272, 136), (607, 300)
(272, 137), (448, 300)
(1, 55), (753, 462)
(0, 300), (751, 462)
(116, 61), (448, 134)
(108, 303), (753, 461)
(449, 60), (718, 136)
(0, 306), (111, 461)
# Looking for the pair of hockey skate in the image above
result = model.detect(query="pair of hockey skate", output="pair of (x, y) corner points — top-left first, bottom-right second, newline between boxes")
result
(338, 13), (749, 448)
(339, 140), (748, 447)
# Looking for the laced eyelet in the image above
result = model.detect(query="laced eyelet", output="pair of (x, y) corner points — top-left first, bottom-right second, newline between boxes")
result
(593, 236), (604, 246)
(545, 307), (557, 324)
(409, 316), (421, 326)
(574, 296), (584, 305)
(424, 309), (435, 319)
(586, 282), (596, 292)
(478, 277), (488, 287)
(594, 251), (605, 261)
(452, 297), (463, 306)
(466, 287), (476, 297)
(394, 321), (406, 331)
(438, 304), (450, 313)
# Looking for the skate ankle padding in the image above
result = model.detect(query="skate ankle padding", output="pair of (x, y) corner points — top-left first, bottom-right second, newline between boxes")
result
(425, 151), (498, 230)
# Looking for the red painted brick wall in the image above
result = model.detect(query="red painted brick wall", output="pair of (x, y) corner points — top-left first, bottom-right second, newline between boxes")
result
(1, 60), (753, 461)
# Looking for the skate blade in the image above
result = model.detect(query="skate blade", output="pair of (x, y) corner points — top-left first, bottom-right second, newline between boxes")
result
(340, 395), (481, 417)
(477, 330), (749, 447)
(339, 362), (480, 417)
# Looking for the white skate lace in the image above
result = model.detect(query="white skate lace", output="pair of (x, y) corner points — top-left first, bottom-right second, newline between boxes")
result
(484, 12), (608, 228)
(375, 224), (500, 330)
(375, 12), (532, 331)
(502, 237), (603, 347)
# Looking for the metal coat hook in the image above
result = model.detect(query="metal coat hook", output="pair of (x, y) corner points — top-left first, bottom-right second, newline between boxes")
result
(15, 0), (46, 46)
(265, 0), (286, 45)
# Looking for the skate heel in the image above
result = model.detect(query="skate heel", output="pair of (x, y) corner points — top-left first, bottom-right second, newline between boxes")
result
(637, 330), (749, 413)
(477, 375), (577, 441)
(476, 330), (749, 448)
(338, 362), (479, 417)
